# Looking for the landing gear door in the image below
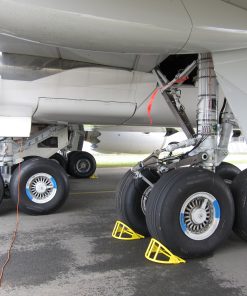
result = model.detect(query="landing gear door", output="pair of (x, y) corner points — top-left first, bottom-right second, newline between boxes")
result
(34, 97), (137, 125)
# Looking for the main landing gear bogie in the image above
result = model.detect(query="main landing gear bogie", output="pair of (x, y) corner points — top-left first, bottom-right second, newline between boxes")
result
(116, 53), (241, 258)
(1, 149), (97, 214)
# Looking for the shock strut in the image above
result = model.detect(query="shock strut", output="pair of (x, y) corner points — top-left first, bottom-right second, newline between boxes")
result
(195, 53), (218, 170)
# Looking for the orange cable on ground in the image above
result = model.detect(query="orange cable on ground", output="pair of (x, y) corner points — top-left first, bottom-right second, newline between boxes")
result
(0, 161), (21, 287)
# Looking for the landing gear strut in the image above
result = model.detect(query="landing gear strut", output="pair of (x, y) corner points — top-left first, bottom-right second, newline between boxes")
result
(117, 53), (237, 258)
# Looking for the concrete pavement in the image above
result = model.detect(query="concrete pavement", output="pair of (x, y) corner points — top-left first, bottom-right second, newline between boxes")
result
(0, 168), (247, 296)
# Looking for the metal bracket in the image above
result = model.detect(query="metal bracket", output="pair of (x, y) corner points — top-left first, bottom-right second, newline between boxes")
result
(21, 125), (66, 152)
(132, 149), (160, 172)
(162, 136), (200, 153)
(152, 63), (196, 139)
(164, 152), (205, 170)
(133, 171), (155, 187)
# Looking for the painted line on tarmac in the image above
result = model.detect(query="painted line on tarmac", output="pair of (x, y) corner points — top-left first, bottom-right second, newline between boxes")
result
(70, 190), (116, 195)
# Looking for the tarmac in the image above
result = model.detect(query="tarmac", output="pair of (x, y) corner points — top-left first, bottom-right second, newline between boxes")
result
(0, 167), (247, 296)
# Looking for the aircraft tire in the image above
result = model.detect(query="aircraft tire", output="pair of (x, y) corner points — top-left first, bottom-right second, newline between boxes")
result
(10, 158), (69, 215)
(216, 162), (240, 186)
(0, 173), (4, 205)
(116, 169), (159, 236)
(11, 156), (42, 173)
(231, 169), (247, 241)
(146, 167), (234, 258)
(67, 151), (96, 178)
(50, 153), (67, 170)
(67, 151), (78, 160)
(23, 156), (42, 161)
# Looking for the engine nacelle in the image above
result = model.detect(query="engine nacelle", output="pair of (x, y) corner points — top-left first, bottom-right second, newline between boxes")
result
(86, 130), (176, 154)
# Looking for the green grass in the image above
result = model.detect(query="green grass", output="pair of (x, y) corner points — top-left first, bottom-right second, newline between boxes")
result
(94, 153), (147, 168)
(97, 162), (137, 168)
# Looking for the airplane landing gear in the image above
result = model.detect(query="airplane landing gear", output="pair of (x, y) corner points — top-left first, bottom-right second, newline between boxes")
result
(116, 53), (238, 258)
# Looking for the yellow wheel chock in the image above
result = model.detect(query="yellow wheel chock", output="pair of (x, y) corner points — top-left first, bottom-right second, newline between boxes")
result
(90, 174), (98, 179)
(112, 220), (145, 240)
(145, 238), (186, 264)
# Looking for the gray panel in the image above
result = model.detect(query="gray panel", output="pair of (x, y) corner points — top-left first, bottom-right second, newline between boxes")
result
(60, 48), (167, 72)
(0, 53), (100, 80)
(134, 54), (167, 72)
(60, 48), (136, 70)
(1, 52), (156, 81)
(0, 35), (58, 58)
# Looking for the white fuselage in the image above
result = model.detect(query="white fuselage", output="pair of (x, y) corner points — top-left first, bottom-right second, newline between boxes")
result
(0, 0), (247, 137)
(1, 0), (247, 54)
(0, 66), (199, 136)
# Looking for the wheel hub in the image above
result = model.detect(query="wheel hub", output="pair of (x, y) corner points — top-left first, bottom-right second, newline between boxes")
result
(26, 173), (57, 204)
(35, 182), (47, 194)
(76, 159), (90, 173)
(180, 192), (220, 240)
(191, 208), (207, 224)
